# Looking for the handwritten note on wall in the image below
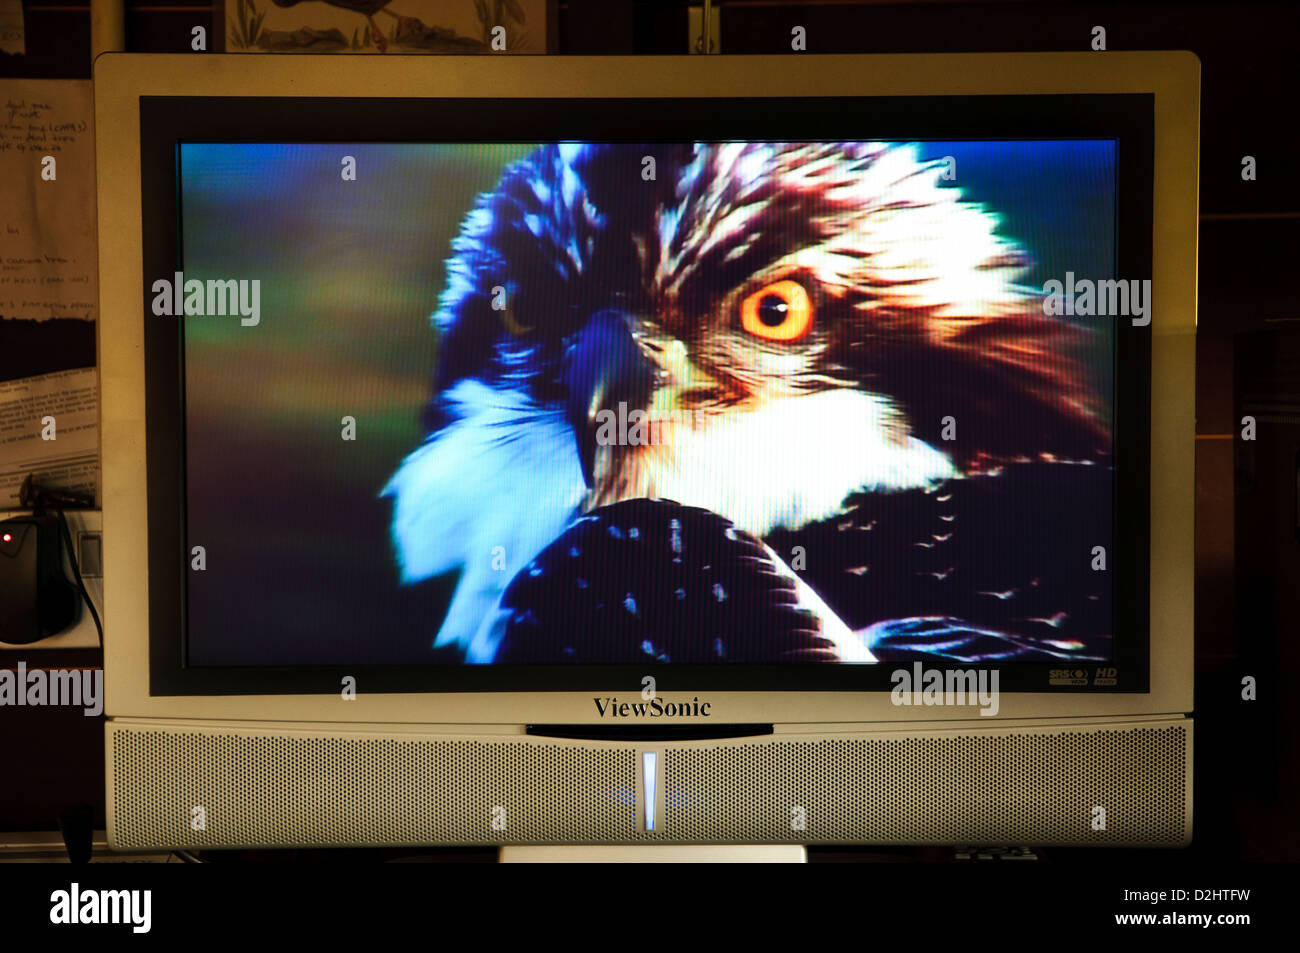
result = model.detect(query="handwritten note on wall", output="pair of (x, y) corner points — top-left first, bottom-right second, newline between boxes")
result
(0, 80), (100, 505)
(0, 79), (97, 324)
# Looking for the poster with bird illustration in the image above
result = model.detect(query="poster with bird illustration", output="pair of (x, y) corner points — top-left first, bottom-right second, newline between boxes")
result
(223, 0), (549, 54)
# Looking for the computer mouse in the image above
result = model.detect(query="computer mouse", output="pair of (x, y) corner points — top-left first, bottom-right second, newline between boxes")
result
(0, 515), (79, 645)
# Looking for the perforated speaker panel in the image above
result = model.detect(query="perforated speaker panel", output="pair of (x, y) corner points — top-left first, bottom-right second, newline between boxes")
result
(107, 718), (1190, 849)
(663, 724), (1189, 845)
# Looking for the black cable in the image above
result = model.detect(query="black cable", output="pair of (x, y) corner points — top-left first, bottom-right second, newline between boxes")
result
(18, 474), (102, 647)
(19, 473), (93, 511)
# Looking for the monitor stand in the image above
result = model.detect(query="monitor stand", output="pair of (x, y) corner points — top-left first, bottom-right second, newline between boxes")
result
(499, 845), (807, 863)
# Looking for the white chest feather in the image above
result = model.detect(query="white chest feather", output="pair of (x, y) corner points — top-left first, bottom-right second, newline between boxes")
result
(385, 381), (953, 661)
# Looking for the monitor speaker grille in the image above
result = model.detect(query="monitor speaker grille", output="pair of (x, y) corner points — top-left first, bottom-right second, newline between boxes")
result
(665, 726), (1187, 845)
(110, 729), (637, 848)
(108, 719), (1189, 849)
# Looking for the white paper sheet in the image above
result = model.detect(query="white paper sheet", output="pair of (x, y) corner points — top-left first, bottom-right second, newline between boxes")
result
(0, 368), (100, 508)
(0, 79), (97, 323)
(0, 80), (100, 507)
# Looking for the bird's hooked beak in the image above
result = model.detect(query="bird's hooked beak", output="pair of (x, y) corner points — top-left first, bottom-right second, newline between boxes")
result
(563, 309), (657, 488)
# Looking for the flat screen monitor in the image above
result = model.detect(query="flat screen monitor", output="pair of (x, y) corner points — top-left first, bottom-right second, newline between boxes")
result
(96, 52), (1198, 850)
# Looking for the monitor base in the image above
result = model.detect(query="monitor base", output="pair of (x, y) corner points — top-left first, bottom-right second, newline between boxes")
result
(498, 844), (807, 863)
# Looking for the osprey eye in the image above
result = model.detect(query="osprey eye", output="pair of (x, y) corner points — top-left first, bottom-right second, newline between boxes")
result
(740, 280), (813, 342)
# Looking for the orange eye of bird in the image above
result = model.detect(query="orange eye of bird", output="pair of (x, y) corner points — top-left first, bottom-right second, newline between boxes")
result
(740, 280), (813, 342)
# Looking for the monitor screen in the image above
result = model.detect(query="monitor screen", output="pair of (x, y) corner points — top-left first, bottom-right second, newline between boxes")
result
(174, 137), (1120, 670)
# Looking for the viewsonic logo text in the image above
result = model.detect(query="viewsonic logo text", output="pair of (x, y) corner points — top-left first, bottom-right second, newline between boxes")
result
(594, 696), (712, 718)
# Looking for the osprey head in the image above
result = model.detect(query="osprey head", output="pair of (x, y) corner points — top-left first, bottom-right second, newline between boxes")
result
(383, 142), (1109, 660)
